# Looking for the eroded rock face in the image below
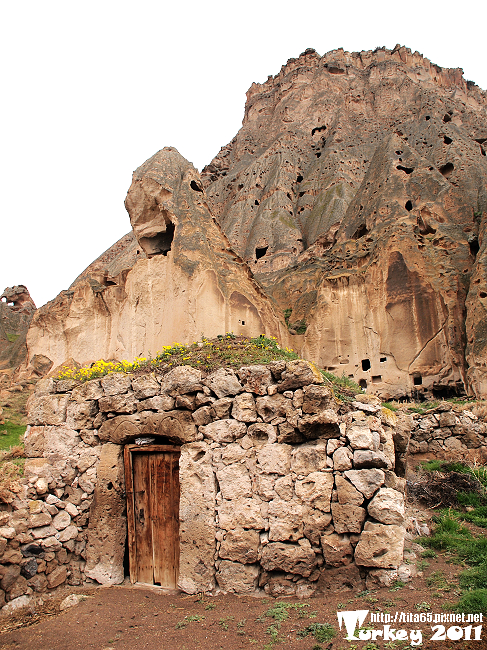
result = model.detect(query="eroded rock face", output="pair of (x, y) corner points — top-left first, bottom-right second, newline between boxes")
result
(202, 46), (487, 399)
(24, 148), (284, 370)
(0, 286), (37, 373)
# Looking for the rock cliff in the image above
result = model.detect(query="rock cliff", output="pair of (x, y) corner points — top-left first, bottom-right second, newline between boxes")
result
(0, 286), (36, 376)
(202, 46), (487, 399)
(22, 46), (487, 399)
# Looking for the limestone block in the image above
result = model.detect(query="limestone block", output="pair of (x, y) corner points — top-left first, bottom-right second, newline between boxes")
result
(99, 373), (132, 396)
(344, 469), (385, 499)
(216, 561), (260, 593)
(211, 397), (233, 419)
(254, 474), (277, 501)
(297, 410), (340, 440)
(444, 437), (466, 451)
(247, 423), (277, 446)
(261, 542), (317, 577)
(31, 525), (57, 540)
(219, 528), (260, 563)
(278, 360), (323, 391)
(274, 475), (294, 500)
(257, 444), (291, 475)
(216, 464), (252, 500)
(218, 498), (264, 531)
(27, 513), (52, 528)
(84, 443), (126, 585)
(346, 425), (379, 450)
(40, 536), (62, 550)
(23, 426), (46, 458)
(352, 401), (380, 414)
(66, 399), (99, 430)
(232, 393), (257, 422)
(204, 368), (243, 398)
(46, 565), (67, 588)
(175, 394), (196, 410)
(333, 447), (353, 471)
(221, 443), (246, 465)
(52, 511), (72, 530)
(353, 450), (393, 470)
(138, 394), (175, 411)
(354, 522), (405, 568)
(335, 475), (364, 505)
(192, 406), (214, 426)
(255, 394), (294, 423)
(0, 565), (21, 591)
(295, 472), (334, 511)
(98, 392), (138, 414)
(303, 509), (332, 545)
(291, 440), (328, 475)
(79, 429), (100, 446)
(27, 394), (69, 426)
(380, 427), (396, 467)
(368, 488), (405, 525)
(70, 380), (103, 401)
(130, 374), (160, 399)
(202, 419), (247, 444)
(2, 549), (22, 564)
(27, 573), (48, 592)
(178, 442), (216, 594)
(302, 384), (334, 413)
(331, 503), (366, 533)
(237, 365), (273, 395)
(439, 411), (458, 427)
(76, 448), (100, 473)
(64, 502), (79, 517)
(321, 533), (353, 567)
(268, 498), (304, 541)
(160, 366), (203, 395)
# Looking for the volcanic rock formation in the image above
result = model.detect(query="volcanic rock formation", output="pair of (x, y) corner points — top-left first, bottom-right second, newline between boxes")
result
(22, 46), (487, 399)
(24, 148), (284, 369)
(0, 286), (36, 374)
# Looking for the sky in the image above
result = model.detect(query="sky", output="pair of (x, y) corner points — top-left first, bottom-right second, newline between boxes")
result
(1, 0), (486, 309)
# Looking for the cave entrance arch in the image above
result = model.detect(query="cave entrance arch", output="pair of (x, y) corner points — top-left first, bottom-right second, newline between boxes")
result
(124, 444), (180, 588)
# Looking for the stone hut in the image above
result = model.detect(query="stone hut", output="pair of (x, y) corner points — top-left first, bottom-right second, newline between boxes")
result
(1, 360), (410, 608)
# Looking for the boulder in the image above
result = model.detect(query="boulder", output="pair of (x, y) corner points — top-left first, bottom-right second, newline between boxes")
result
(354, 522), (405, 568)
(367, 488), (405, 525)
(260, 542), (317, 577)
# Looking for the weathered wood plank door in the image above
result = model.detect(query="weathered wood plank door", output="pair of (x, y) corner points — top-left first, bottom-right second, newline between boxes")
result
(124, 445), (180, 588)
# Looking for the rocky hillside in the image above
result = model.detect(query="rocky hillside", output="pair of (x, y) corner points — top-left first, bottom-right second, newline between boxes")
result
(19, 46), (487, 401)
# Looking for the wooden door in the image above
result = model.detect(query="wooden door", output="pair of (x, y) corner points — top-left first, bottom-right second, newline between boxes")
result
(124, 445), (180, 588)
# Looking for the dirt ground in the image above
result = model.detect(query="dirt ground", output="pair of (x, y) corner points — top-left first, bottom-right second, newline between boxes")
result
(0, 550), (484, 650)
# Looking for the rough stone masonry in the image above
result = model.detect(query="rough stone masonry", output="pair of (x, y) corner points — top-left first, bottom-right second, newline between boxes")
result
(1, 360), (413, 608)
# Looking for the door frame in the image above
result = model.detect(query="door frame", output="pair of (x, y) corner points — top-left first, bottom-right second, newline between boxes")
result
(124, 444), (181, 587)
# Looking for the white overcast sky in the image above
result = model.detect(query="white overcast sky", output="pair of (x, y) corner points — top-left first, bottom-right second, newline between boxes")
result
(1, 0), (486, 308)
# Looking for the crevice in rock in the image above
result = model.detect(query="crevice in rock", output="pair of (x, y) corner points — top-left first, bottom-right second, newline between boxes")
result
(396, 165), (414, 174)
(190, 180), (204, 192)
(439, 163), (454, 178)
(256, 246), (268, 260)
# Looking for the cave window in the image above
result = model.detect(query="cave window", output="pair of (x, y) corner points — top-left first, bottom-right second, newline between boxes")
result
(425, 115), (430, 120)
(316, 152), (322, 158)
(254, 200), (259, 206)
(255, 246), (268, 259)
(405, 200), (413, 211)
(413, 374), (423, 386)
(299, 191), (305, 198)
(352, 224), (369, 240)
(190, 180), (203, 192)
(311, 125), (326, 136)
(380, 357), (387, 363)
(239, 320), (246, 325)
(480, 292), (487, 299)
(372, 375), (382, 383)
(439, 163), (454, 178)
(140, 221), (175, 257)
(396, 165), (414, 174)
(443, 113), (452, 123)
(361, 358), (371, 371)
(296, 174), (303, 183)
(443, 136), (452, 145)
(359, 379), (367, 389)
(470, 239), (480, 257)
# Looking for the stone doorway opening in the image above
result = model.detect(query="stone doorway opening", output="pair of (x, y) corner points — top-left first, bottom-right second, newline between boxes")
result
(124, 444), (180, 588)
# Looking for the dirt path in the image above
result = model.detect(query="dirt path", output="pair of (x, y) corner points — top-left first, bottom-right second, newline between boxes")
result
(0, 552), (482, 650)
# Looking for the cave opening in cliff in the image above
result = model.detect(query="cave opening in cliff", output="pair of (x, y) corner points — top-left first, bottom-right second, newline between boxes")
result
(372, 376), (382, 384)
(439, 163), (454, 178)
(352, 224), (369, 240)
(443, 113), (452, 123)
(443, 136), (452, 145)
(380, 357), (387, 363)
(140, 222), (175, 257)
(190, 180), (203, 192)
(396, 165), (414, 174)
(296, 175), (303, 183)
(361, 358), (371, 371)
(359, 379), (367, 389)
(255, 246), (268, 260)
(470, 238), (480, 257)
(405, 201), (413, 211)
(311, 126), (327, 136)
(413, 374), (423, 386)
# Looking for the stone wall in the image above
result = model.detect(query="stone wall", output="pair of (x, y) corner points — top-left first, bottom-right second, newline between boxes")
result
(1, 360), (408, 609)
(407, 404), (487, 464)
